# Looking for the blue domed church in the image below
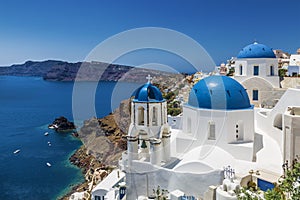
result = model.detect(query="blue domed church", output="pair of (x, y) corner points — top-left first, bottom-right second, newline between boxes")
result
(232, 42), (280, 107)
(237, 42), (276, 59)
(121, 75), (256, 200)
(179, 75), (255, 161)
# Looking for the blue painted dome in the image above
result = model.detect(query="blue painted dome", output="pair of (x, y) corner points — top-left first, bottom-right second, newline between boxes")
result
(132, 82), (164, 102)
(188, 76), (251, 110)
(237, 42), (276, 58)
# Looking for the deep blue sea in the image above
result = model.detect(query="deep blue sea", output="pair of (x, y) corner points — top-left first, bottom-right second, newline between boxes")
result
(0, 76), (140, 199)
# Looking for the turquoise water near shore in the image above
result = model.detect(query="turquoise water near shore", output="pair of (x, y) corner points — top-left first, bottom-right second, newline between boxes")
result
(0, 76), (139, 199)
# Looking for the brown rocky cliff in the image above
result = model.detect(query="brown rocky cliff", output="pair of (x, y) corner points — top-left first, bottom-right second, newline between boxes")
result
(77, 99), (130, 166)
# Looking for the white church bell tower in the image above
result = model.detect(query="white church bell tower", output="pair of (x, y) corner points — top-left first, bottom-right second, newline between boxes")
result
(127, 75), (171, 166)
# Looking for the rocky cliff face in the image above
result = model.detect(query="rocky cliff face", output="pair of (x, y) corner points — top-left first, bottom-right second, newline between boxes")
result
(77, 99), (130, 166)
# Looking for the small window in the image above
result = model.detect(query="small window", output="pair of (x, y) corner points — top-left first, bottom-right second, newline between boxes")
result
(208, 121), (216, 140)
(236, 121), (244, 141)
(254, 66), (259, 76)
(270, 65), (274, 76)
(239, 65), (243, 75)
(253, 90), (258, 101)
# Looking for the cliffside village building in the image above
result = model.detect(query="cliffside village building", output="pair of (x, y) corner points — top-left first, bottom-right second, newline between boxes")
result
(89, 42), (300, 200)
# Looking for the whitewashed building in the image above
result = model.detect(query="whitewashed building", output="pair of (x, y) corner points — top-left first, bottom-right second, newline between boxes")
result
(287, 54), (300, 76)
(91, 169), (126, 200)
(118, 75), (300, 200)
(232, 42), (285, 107)
(92, 55), (300, 200)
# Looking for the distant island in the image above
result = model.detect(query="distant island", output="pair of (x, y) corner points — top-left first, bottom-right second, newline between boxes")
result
(0, 60), (180, 82)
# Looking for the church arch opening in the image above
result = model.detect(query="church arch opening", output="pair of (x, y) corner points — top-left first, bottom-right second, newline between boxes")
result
(138, 106), (145, 126)
(152, 107), (158, 126)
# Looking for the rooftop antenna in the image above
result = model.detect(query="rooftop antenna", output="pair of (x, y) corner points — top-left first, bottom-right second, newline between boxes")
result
(146, 74), (152, 83)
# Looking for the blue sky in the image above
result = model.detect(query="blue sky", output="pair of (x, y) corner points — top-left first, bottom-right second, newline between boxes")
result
(0, 0), (299, 70)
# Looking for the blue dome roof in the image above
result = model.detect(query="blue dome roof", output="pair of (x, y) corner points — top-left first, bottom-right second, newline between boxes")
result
(132, 82), (164, 102)
(237, 42), (276, 58)
(188, 76), (251, 110)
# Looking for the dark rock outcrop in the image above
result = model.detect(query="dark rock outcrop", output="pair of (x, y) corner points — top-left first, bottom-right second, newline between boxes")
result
(49, 116), (76, 132)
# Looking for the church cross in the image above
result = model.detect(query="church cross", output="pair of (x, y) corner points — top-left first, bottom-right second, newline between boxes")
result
(146, 74), (152, 83)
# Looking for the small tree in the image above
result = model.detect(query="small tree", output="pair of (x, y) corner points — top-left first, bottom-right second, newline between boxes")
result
(278, 159), (300, 199)
(278, 69), (287, 77)
(227, 67), (235, 76)
(264, 184), (282, 200)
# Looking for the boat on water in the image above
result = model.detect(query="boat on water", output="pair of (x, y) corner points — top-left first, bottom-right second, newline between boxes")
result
(44, 132), (49, 136)
(46, 162), (51, 167)
(13, 149), (20, 154)
(48, 125), (55, 129)
(48, 124), (58, 129)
